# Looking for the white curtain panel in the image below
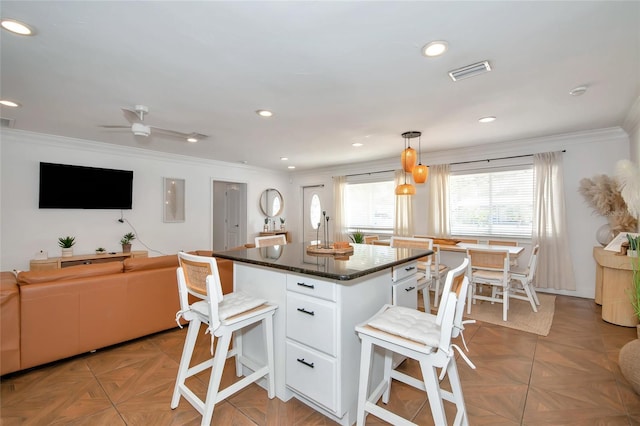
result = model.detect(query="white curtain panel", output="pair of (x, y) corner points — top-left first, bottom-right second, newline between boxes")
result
(333, 175), (348, 242)
(533, 152), (576, 290)
(426, 164), (451, 238)
(394, 170), (414, 236)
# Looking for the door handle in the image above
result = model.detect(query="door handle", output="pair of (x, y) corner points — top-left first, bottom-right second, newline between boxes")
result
(297, 358), (314, 368)
(405, 286), (415, 292)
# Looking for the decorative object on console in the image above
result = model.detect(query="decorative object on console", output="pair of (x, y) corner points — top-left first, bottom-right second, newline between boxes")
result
(120, 232), (135, 253)
(578, 173), (638, 239)
(58, 236), (75, 257)
(279, 217), (285, 230)
(627, 234), (639, 258)
(95, 247), (106, 255)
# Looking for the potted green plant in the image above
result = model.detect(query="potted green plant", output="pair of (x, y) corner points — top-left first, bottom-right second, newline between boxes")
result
(280, 217), (286, 230)
(349, 229), (365, 244)
(120, 232), (135, 253)
(627, 234), (639, 258)
(264, 217), (269, 232)
(58, 236), (76, 257)
(95, 247), (107, 255)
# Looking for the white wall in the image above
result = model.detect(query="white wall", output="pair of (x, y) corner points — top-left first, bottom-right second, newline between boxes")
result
(0, 129), (291, 271)
(290, 127), (631, 300)
(1, 127), (632, 300)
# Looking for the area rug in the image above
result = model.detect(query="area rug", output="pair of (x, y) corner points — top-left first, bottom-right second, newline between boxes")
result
(464, 293), (556, 336)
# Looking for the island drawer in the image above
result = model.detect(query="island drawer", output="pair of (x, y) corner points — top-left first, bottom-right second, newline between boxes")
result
(392, 275), (418, 309)
(391, 261), (418, 282)
(285, 340), (337, 413)
(286, 292), (337, 356)
(286, 274), (337, 301)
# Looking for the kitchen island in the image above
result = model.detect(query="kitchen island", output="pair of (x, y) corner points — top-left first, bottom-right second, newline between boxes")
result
(213, 242), (432, 425)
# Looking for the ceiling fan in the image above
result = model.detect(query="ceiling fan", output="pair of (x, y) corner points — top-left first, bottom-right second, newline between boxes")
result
(100, 105), (207, 142)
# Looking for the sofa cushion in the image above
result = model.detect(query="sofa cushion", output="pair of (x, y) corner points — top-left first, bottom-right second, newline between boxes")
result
(17, 262), (124, 285)
(123, 254), (178, 272)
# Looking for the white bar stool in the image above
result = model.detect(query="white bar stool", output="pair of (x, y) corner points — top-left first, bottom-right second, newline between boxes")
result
(171, 252), (278, 426)
(355, 259), (473, 426)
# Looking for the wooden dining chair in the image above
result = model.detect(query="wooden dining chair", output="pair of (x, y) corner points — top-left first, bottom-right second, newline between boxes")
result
(414, 236), (450, 308)
(488, 240), (518, 246)
(390, 236), (433, 310)
(363, 235), (379, 244)
(457, 238), (479, 244)
(254, 234), (287, 248)
(466, 248), (511, 321)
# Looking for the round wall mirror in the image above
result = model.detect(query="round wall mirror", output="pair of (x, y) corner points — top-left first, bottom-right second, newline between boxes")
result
(259, 188), (284, 217)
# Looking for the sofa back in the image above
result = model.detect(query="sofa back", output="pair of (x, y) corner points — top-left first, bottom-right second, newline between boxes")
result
(17, 262), (124, 285)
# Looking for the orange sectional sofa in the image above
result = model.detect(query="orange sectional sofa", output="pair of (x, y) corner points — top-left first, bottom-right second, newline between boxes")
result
(0, 251), (234, 376)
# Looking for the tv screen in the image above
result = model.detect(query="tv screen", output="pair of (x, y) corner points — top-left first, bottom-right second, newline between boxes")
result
(39, 162), (133, 209)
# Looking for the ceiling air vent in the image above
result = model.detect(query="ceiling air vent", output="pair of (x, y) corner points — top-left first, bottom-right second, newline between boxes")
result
(448, 60), (491, 81)
(0, 117), (15, 128)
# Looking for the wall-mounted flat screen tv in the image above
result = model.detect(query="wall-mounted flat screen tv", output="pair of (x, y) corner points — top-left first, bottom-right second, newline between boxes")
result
(39, 162), (133, 209)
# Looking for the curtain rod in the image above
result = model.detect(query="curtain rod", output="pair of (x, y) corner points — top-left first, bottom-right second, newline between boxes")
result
(340, 169), (396, 178)
(450, 150), (566, 166)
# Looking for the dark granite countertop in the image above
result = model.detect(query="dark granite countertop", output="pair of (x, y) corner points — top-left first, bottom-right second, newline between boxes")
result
(213, 242), (432, 281)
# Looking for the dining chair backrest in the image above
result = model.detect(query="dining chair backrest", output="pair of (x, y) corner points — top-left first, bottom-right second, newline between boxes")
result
(488, 240), (518, 247)
(435, 258), (469, 328)
(466, 248), (510, 272)
(255, 234), (287, 248)
(177, 251), (224, 329)
(522, 244), (539, 281)
(363, 235), (379, 244)
(390, 236), (433, 267)
(457, 238), (479, 244)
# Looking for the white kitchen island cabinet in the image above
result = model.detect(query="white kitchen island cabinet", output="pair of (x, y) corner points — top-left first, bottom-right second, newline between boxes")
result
(213, 242), (431, 426)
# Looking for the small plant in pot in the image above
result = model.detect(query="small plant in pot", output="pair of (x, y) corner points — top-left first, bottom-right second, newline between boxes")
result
(280, 217), (286, 230)
(628, 254), (640, 337)
(58, 236), (76, 257)
(95, 247), (107, 255)
(627, 234), (639, 258)
(349, 229), (365, 244)
(120, 232), (135, 253)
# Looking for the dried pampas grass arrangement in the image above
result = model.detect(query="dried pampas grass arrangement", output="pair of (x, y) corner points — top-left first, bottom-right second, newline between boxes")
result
(579, 173), (638, 233)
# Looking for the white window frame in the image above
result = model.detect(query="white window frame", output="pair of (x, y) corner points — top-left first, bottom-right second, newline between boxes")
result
(449, 159), (534, 239)
(344, 172), (395, 235)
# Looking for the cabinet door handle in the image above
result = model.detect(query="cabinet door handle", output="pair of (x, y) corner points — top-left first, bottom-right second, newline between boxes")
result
(297, 282), (315, 289)
(405, 286), (416, 292)
(297, 307), (315, 316)
(405, 266), (416, 272)
(297, 358), (314, 368)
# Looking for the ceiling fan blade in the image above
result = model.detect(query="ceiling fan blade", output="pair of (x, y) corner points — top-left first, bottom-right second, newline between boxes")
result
(150, 126), (206, 139)
(121, 107), (142, 123)
(99, 125), (130, 129)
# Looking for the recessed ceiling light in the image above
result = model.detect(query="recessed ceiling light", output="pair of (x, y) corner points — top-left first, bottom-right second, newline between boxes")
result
(256, 109), (273, 117)
(187, 137), (198, 143)
(478, 116), (496, 123)
(287, 165), (296, 169)
(569, 86), (588, 96)
(352, 142), (363, 147)
(422, 40), (448, 57)
(1, 19), (34, 35)
(280, 157), (288, 161)
(0, 99), (20, 107)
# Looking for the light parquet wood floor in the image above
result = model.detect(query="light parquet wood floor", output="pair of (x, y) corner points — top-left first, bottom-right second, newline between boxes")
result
(1, 295), (639, 425)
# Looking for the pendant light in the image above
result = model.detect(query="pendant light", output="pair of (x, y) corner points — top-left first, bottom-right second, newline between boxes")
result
(401, 131), (417, 172)
(412, 132), (429, 184)
(396, 131), (418, 195)
(395, 172), (416, 195)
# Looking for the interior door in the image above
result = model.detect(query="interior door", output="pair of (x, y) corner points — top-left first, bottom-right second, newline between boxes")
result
(212, 180), (246, 251)
(302, 185), (325, 244)
(225, 183), (241, 249)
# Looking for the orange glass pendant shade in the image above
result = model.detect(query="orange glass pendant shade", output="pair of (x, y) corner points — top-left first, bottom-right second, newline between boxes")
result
(412, 163), (429, 184)
(401, 147), (416, 172)
(395, 183), (416, 195)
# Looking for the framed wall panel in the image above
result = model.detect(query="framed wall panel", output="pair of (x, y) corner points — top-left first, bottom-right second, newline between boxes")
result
(163, 178), (185, 222)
